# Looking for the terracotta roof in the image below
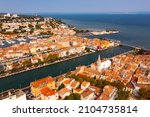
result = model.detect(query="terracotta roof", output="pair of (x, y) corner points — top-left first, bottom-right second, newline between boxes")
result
(58, 88), (70, 97)
(103, 85), (117, 94)
(57, 77), (65, 83)
(70, 81), (80, 89)
(40, 87), (55, 97)
(97, 94), (109, 100)
(31, 76), (54, 87)
(73, 88), (83, 94)
(62, 78), (74, 86)
(81, 89), (94, 98)
(89, 85), (102, 93)
(84, 67), (101, 76)
(81, 81), (90, 87)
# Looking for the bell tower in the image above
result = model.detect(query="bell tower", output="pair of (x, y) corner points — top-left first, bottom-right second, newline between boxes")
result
(97, 55), (101, 72)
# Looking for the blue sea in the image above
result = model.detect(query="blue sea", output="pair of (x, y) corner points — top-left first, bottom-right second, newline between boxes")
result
(41, 14), (150, 49)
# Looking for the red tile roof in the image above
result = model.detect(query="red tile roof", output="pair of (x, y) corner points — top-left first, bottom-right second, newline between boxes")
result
(40, 87), (55, 97)
(31, 76), (54, 87)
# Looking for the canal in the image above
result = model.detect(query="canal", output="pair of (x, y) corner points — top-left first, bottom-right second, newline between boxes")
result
(0, 45), (133, 92)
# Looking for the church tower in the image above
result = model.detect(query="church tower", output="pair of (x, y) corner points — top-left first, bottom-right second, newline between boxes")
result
(97, 55), (101, 72)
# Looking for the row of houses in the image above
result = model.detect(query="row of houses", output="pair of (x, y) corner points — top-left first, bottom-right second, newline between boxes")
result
(29, 74), (118, 100)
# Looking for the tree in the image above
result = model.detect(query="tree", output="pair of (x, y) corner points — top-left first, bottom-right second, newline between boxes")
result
(65, 93), (81, 100)
(65, 71), (72, 77)
(139, 89), (150, 99)
(0, 23), (2, 30)
(90, 78), (97, 86)
(13, 29), (19, 33)
(1, 29), (6, 33)
(116, 89), (129, 100)
(28, 24), (34, 28)
(35, 23), (41, 29)
(96, 79), (111, 88)
(30, 28), (34, 34)
(111, 81), (125, 90)
(85, 47), (90, 52)
(58, 84), (65, 90)
(46, 53), (58, 62)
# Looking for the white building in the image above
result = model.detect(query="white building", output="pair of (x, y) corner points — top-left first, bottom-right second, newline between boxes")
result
(0, 89), (26, 100)
(4, 13), (11, 17)
(92, 55), (111, 72)
(12, 14), (18, 18)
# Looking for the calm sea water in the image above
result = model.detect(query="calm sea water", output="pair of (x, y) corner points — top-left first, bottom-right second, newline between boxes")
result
(41, 14), (150, 49)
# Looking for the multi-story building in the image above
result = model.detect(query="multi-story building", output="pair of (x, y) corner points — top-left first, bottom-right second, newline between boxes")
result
(30, 76), (56, 97)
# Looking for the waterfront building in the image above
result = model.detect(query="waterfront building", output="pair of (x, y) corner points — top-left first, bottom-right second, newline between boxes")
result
(91, 55), (111, 72)
(97, 55), (101, 72)
(0, 89), (26, 100)
(31, 57), (39, 64)
(30, 76), (56, 97)
(76, 66), (101, 79)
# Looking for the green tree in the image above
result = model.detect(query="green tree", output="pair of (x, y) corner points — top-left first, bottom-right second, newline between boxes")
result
(65, 93), (81, 100)
(35, 23), (41, 29)
(28, 24), (34, 28)
(58, 84), (65, 90)
(111, 81), (125, 90)
(65, 71), (72, 77)
(96, 79), (111, 88)
(116, 89), (129, 100)
(30, 28), (34, 34)
(85, 47), (90, 52)
(139, 89), (150, 99)
(0, 23), (2, 31)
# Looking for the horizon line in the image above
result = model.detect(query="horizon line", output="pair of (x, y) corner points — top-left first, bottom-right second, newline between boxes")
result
(1, 11), (150, 15)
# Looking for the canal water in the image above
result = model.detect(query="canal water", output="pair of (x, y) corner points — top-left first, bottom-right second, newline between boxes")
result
(0, 45), (133, 92)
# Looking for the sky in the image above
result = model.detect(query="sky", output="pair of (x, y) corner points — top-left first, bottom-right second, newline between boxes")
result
(0, 0), (150, 14)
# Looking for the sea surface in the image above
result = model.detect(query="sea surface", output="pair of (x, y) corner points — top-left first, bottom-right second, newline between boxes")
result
(41, 14), (150, 49)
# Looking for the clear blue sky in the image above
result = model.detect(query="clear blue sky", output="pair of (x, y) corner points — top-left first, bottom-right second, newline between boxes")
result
(0, 0), (150, 14)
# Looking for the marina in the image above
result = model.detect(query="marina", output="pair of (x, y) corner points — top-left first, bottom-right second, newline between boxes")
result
(0, 34), (51, 48)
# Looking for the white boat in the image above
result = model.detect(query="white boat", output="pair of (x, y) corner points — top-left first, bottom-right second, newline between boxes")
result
(11, 40), (16, 44)
(0, 41), (4, 46)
